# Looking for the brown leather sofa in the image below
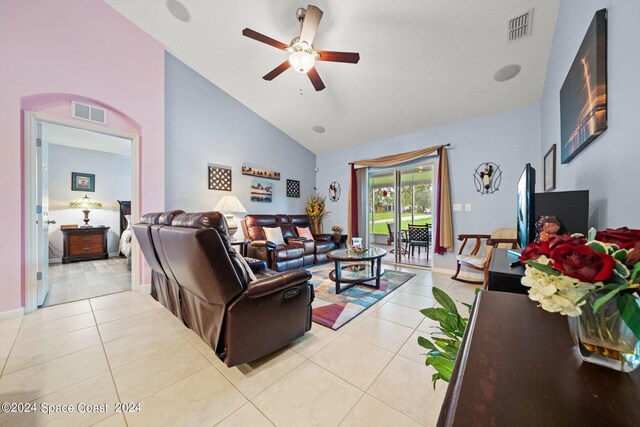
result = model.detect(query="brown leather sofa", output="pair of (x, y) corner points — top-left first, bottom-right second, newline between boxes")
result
(242, 214), (337, 272)
(133, 211), (314, 367)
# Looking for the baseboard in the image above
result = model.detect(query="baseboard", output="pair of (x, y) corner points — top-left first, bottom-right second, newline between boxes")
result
(48, 259), (62, 264)
(0, 307), (25, 320)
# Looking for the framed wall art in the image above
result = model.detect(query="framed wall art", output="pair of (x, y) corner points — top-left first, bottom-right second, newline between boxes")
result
(544, 145), (557, 192)
(241, 165), (280, 180)
(71, 172), (95, 192)
(560, 8), (607, 164)
(250, 178), (272, 203)
(208, 164), (232, 191)
(286, 179), (300, 198)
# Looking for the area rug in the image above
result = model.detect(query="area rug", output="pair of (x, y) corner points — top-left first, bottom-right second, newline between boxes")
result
(308, 264), (415, 330)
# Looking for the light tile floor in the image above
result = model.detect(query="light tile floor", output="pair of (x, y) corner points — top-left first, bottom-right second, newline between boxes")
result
(0, 263), (478, 426)
(44, 258), (131, 307)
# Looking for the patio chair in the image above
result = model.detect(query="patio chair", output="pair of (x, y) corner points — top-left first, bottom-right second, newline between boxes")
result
(386, 222), (408, 254)
(407, 224), (431, 259)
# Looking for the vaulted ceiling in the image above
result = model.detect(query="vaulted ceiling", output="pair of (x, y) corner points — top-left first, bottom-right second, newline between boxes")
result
(104, 0), (559, 154)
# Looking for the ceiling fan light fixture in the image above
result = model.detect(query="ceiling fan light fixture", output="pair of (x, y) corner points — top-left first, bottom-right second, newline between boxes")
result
(289, 51), (315, 73)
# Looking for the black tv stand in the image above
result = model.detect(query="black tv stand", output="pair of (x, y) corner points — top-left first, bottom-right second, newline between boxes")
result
(487, 248), (527, 294)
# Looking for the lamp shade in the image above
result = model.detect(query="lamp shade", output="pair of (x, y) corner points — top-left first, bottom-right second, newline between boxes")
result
(69, 194), (102, 210)
(214, 195), (247, 214)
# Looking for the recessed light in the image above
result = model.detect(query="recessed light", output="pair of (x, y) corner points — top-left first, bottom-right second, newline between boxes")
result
(312, 125), (325, 133)
(166, 0), (190, 23)
(493, 64), (521, 82)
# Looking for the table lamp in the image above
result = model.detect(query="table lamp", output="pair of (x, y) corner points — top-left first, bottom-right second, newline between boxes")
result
(70, 194), (102, 227)
(214, 195), (247, 240)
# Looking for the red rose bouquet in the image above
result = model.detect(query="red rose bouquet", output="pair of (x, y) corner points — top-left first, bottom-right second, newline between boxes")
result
(520, 227), (640, 340)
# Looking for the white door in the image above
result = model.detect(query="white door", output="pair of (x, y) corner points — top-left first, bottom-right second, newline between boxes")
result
(36, 121), (52, 306)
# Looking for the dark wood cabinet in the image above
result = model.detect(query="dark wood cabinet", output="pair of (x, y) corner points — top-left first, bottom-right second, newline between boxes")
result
(61, 226), (109, 263)
(438, 291), (640, 426)
(486, 248), (527, 294)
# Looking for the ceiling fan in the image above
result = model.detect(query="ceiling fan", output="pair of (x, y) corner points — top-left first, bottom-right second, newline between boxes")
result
(242, 4), (360, 91)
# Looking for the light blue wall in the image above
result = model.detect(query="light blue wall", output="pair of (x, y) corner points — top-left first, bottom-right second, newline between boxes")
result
(48, 144), (131, 258)
(540, 0), (640, 228)
(164, 52), (316, 222)
(317, 104), (541, 270)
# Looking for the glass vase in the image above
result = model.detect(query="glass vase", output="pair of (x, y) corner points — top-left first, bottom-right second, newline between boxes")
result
(568, 294), (640, 372)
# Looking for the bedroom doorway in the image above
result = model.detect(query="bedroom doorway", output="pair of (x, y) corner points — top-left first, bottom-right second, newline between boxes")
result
(25, 114), (139, 310)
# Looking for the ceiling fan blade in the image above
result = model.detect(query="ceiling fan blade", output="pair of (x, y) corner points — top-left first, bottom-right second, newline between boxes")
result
(317, 50), (360, 64)
(263, 60), (291, 81)
(242, 28), (289, 50)
(299, 5), (323, 47)
(307, 67), (326, 91)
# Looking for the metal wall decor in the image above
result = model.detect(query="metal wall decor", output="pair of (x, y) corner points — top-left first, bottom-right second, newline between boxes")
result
(241, 165), (280, 180)
(208, 164), (232, 191)
(286, 179), (300, 198)
(329, 181), (341, 202)
(473, 162), (502, 194)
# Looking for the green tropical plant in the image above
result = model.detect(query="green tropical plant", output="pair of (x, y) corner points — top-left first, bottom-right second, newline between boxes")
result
(418, 287), (474, 388)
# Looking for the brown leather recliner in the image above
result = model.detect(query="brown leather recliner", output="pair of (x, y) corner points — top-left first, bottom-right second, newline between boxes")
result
(134, 211), (313, 367)
(242, 214), (305, 271)
(242, 214), (337, 271)
(132, 210), (184, 317)
(280, 215), (337, 264)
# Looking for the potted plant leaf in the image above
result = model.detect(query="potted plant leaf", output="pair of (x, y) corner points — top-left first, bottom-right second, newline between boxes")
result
(418, 287), (475, 387)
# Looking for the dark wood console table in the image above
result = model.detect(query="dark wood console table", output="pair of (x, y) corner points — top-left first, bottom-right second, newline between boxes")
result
(61, 226), (109, 263)
(438, 291), (640, 426)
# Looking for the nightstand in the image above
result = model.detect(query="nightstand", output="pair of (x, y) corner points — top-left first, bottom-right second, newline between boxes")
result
(61, 226), (110, 263)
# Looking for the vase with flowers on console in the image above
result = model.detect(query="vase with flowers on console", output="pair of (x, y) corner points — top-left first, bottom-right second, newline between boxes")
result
(520, 227), (640, 372)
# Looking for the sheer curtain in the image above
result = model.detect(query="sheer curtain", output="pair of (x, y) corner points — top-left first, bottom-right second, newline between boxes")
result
(348, 144), (453, 254)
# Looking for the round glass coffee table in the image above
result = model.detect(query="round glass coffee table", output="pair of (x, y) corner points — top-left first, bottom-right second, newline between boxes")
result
(327, 247), (387, 294)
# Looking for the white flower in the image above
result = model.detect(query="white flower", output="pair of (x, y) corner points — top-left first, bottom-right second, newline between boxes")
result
(521, 260), (597, 317)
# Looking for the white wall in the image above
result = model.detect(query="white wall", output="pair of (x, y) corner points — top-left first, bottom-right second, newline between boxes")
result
(540, 0), (640, 228)
(165, 52), (316, 233)
(48, 144), (131, 259)
(317, 104), (541, 271)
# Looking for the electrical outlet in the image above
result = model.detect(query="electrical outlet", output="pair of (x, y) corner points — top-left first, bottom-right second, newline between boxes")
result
(465, 204), (472, 211)
(453, 204), (462, 212)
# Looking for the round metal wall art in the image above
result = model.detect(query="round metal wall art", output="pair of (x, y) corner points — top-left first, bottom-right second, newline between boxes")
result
(329, 181), (341, 202)
(473, 162), (502, 194)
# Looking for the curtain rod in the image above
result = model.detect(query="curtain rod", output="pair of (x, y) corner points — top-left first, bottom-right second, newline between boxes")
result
(348, 144), (451, 165)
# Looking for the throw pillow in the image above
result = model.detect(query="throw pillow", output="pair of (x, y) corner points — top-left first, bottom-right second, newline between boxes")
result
(297, 226), (314, 241)
(264, 227), (285, 246)
(124, 214), (131, 230)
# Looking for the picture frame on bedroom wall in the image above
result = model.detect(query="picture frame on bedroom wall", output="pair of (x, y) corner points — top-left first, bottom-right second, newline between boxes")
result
(71, 172), (95, 192)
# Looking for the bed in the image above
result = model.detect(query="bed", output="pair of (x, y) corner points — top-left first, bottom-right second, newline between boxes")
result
(117, 200), (132, 269)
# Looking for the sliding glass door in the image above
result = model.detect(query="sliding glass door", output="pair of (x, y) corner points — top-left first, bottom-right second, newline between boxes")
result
(368, 162), (434, 267)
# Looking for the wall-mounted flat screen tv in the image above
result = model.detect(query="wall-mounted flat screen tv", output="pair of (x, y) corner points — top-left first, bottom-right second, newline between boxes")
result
(517, 164), (535, 250)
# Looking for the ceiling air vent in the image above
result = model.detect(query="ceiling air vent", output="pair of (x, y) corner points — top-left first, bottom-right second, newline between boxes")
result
(508, 9), (533, 42)
(71, 101), (107, 125)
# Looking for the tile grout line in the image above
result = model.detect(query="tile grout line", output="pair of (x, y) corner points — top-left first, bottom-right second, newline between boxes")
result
(213, 401), (276, 427)
(151, 302), (257, 404)
(0, 316), (25, 378)
(89, 298), (130, 427)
